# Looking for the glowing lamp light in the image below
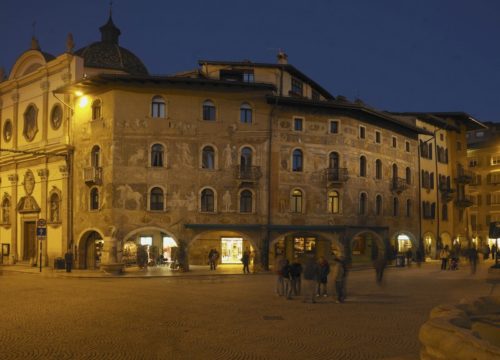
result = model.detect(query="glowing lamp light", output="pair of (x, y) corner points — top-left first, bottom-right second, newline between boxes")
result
(78, 96), (89, 108)
(75, 90), (84, 97)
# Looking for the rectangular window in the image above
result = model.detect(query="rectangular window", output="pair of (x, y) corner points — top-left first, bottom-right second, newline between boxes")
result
(491, 155), (500, 165)
(392, 136), (397, 148)
(243, 72), (254, 83)
(375, 131), (381, 144)
(469, 159), (478, 168)
(220, 69), (254, 83)
(294, 117), (303, 132)
(405, 141), (410, 152)
(359, 126), (366, 139)
(291, 78), (303, 96)
(329, 120), (339, 134)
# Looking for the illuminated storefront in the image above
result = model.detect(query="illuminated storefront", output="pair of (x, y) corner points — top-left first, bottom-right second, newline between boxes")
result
(221, 237), (243, 264)
(397, 234), (412, 252)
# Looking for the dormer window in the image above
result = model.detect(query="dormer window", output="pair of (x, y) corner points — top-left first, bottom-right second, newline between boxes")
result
(220, 69), (254, 83)
(291, 78), (303, 96)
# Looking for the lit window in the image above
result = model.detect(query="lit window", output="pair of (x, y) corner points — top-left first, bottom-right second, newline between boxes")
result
(202, 100), (216, 121)
(240, 103), (252, 124)
(150, 187), (164, 210)
(290, 189), (303, 213)
(292, 149), (303, 172)
(240, 190), (253, 213)
(328, 190), (339, 214)
(201, 188), (215, 212)
(151, 96), (166, 118)
(151, 144), (164, 167)
(202, 146), (215, 169)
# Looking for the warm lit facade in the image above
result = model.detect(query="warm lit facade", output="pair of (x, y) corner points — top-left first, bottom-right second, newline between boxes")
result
(467, 122), (500, 249)
(0, 15), (484, 270)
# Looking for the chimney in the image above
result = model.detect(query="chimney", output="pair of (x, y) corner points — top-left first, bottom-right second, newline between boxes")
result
(277, 50), (288, 65)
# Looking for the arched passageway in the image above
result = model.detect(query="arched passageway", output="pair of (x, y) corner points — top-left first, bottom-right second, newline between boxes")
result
(78, 230), (104, 269)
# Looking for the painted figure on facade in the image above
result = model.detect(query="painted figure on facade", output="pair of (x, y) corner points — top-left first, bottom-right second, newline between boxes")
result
(117, 184), (142, 209)
(222, 190), (231, 212)
(23, 105), (38, 141)
(223, 144), (233, 168)
(50, 194), (59, 223)
(1, 197), (10, 224)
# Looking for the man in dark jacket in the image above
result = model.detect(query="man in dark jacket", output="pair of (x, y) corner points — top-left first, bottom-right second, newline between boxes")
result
(302, 255), (319, 303)
(64, 249), (73, 273)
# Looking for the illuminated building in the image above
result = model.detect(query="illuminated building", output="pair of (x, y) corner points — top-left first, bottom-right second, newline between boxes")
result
(0, 14), (486, 269)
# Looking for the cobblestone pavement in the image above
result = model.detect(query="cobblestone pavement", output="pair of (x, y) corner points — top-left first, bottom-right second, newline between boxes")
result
(0, 261), (497, 360)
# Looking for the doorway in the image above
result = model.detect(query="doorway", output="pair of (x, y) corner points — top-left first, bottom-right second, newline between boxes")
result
(81, 231), (103, 269)
(23, 221), (37, 262)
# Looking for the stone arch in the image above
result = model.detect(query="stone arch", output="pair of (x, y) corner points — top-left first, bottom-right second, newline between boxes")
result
(348, 229), (386, 265)
(77, 228), (105, 269)
(390, 230), (419, 254)
(440, 232), (452, 249)
(122, 226), (179, 266)
(188, 229), (258, 266)
(9, 50), (50, 80)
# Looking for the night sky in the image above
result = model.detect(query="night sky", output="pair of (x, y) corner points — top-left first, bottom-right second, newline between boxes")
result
(1, 0), (499, 121)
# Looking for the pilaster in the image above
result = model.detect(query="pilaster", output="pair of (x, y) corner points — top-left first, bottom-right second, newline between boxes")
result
(8, 173), (18, 262)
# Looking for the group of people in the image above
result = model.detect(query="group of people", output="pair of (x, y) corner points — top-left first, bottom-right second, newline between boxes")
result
(439, 245), (460, 271)
(275, 255), (348, 304)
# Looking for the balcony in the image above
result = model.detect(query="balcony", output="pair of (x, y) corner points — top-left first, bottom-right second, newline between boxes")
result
(456, 168), (475, 184)
(391, 177), (408, 193)
(84, 167), (102, 185)
(234, 166), (262, 183)
(438, 183), (454, 202)
(455, 195), (473, 208)
(324, 168), (349, 186)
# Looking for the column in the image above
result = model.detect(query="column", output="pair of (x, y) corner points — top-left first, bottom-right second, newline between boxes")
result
(59, 164), (69, 252)
(8, 174), (18, 262)
(37, 168), (49, 266)
(40, 79), (49, 144)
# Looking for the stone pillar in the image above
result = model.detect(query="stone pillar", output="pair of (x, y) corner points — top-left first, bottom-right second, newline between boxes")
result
(40, 79), (50, 145)
(37, 168), (49, 266)
(8, 174), (18, 263)
(59, 165), (69, 252)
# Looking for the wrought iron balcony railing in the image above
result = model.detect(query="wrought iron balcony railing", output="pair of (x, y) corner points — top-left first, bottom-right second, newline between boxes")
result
(234, 166), (262, 182)
(456, 167), (474, 184)
(391, 177), (408, 193)
(324, 168), (349, 184)
(455, 195), (473, 208)
(84, 167), (102, 185)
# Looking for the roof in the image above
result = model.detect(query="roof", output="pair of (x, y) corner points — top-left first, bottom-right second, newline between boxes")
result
(391, 112), (486, 131)
(266, 96), (432, 135)
(74, 15), (148, 75)
(54, 73), (276, 95)
(198, 59), (335, 100)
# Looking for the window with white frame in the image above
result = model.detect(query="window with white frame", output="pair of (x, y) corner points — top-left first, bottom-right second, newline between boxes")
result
(292, 149), (303, 172)
(202, 146), (215, 169)
(151, 96), (166, 118)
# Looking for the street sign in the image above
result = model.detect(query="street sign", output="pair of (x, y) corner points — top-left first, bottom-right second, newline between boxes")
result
(37, 218), (47, 240)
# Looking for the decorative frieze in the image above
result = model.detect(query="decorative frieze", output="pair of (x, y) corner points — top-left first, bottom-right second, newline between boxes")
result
(8, 174), (18, 184)
(37, 168), (49, 181)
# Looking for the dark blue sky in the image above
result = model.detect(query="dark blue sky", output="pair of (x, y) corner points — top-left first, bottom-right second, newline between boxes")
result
(1, 0), (499, 121)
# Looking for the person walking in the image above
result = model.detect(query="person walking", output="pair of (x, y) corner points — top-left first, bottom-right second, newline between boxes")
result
(208, 248), (219, 270)
(275, 255), (287, 296)
(64, 249), (73, 273)
(468, 246), (478, 275)
(282, 260), (293, 300)
(302, 255), (319, 303)
(492, 244), (498, 261)
(241, 250), (250, 274)
(373, 254), (387, 285)
(332, 256), (347, 303)
(316, 257), (330, 297)
(405, 248), (412, 267)
(439, 245), (450, 270)
(290, 261), (302, 296)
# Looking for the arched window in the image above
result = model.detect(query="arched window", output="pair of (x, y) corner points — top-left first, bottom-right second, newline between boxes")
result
(151, 144), (164, 167)
(240, 103), (252, 124)
(329, 152), (339, 169)
(393, 197), (399, 216)
(359, 156), (366, 177)
(50, 104), (63, 130)
(23, 104), (38, 141)
(151, 96), (166, 118)
(240, 190), (253, 213)
(201, 188), (215, 212)
(290, 189), (303, 213)
(359, 193), (367, 215)
(375, 195), (382, 216)
(202, 100), (216, 121)
(406, 167), (411, 185)
(328, 190), (339, 214)
(240, 147), (253, 170)
(375, 159), (382, 179)
(202, 146), (215, 169)
(292, 149), (303, 172)
(92, 99), (101, 120)
(91, 145), (100, 167)
(406, 199), (411, 217)
(150, 187), (164, 211)
(90, 188), (99, 210)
